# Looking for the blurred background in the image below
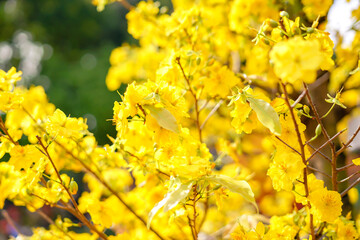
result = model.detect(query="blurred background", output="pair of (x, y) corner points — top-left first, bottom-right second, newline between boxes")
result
(0, 0), (134, 145)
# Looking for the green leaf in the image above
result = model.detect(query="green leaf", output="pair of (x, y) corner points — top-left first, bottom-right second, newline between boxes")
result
(147, 181), (193, 229)
(145, 105), (179, 133)
(206, 175), (257, 210)
(247, 97), (281, 136)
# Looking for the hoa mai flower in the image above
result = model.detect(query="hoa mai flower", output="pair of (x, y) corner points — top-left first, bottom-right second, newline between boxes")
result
(309, 188), (342, 223)
(270, 36), (323, 84)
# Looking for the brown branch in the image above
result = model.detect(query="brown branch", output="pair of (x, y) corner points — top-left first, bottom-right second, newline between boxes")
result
(192, 187), (198, 239)
(34, 208), (76, 240)
(199, 99), (210, 112)
(291, 89), (306, 108)
(341, 177), (360, 197)
(280, 82), (315, 239)
(176, 57), (202, 142)
(338, 171), (360, 183)
(304, 83), (338, 191)
(36, 136), (108, 240)
(200, 100), (223, 130)
(336, 125), (360, 156)
(54, 139), (165, 240)
(22, 107), (165, 240)
(307, 166), (332, 179)
(337, 162), (356, 172)
(197, 186), (209, 232)
(1, 210), (23, 236)
(0, 117), (19, 145)
(30, 193), (77, 215)
(306, 129), (346, 163)
(275, 136), (301, 155)
(307, 143), (332, 163)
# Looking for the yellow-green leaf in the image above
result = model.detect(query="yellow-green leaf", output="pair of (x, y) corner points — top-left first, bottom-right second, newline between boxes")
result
(145, 105), (179, 133)
(206, 175), (257, 209)
(147, 181), (193, 229)
(247, 97), (281, 136)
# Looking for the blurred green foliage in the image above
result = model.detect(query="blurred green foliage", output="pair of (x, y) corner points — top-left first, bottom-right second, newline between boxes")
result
(0, 0), (133, 144)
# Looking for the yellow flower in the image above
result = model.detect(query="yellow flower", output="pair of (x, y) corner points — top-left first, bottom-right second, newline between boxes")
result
(294, 173), (324, 205)
(267, 150), (305, 191)
(92, 0), (114, 12)
(335, 218), (359, 240)
(203, 63), (240, 98)
(302, 0), (332, 20)
(348, 188), (359, 204)
(229, 0), (278, 34)
(0, 162), (22, 208)
(230, 100), (258, 134)
(0, 67), (22, 91)
(267, 214), (299, 239)
(45, 109), (88, 139)
(270, 36), (323, 84)
(9, 145), (43, 171)
(306, 32), (335, 71)
(309, 188), (342, 223)
(112, 101), (129, 137)
(123, 82), (151, 116)
(259, 191), (294, 216)
(0, 89), (24, 112)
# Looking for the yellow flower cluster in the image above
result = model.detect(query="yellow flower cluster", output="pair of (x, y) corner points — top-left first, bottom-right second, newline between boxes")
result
(2, 0), (360, 239)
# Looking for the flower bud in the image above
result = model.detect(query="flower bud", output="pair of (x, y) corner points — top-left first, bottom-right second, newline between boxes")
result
(69, 180), (78, 195)
(280, 11), (289, 18)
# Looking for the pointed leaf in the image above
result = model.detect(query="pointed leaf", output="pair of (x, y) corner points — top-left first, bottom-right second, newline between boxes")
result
(147, 181), (193, 229)
(163, 181), (193, 212)
(147, 196), (169, 229)
(207, 175), (257, 208)
(247, 97), (281, 136)
(145, 105), (179, 133)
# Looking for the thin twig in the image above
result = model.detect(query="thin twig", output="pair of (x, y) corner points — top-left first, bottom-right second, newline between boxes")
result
(306, 129), (346, 163)
(307, 143), (332, 163)
(34, 208), (76, 240)
(275, 136), (301, 155)
(36, 136), (108, 240)
(53, 139), (165, 240)
(338, 172), (360, 183)
(22, 107), (165, 240)
(184, 205), (196, 240)
(192, 187), (198, 239)
(176, 57), (203, 238)
(341, 177), (360, 197)
(199, 99), (210, 112)
(304, 83), (338, 191)
(307, 166), (332, 179)
(30, 193), (76, 214)
(280, 82), (315, 239)
(0, 117), (19, 145)
(1, 210), (23, 235)
(337, 162), (356, 172)
(197, 186), (209, 231)
(200, 100), (223, 130)
(291, 89), (306, 108)
(337, 125), (360, 156)
(176, 57), (202, 142)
